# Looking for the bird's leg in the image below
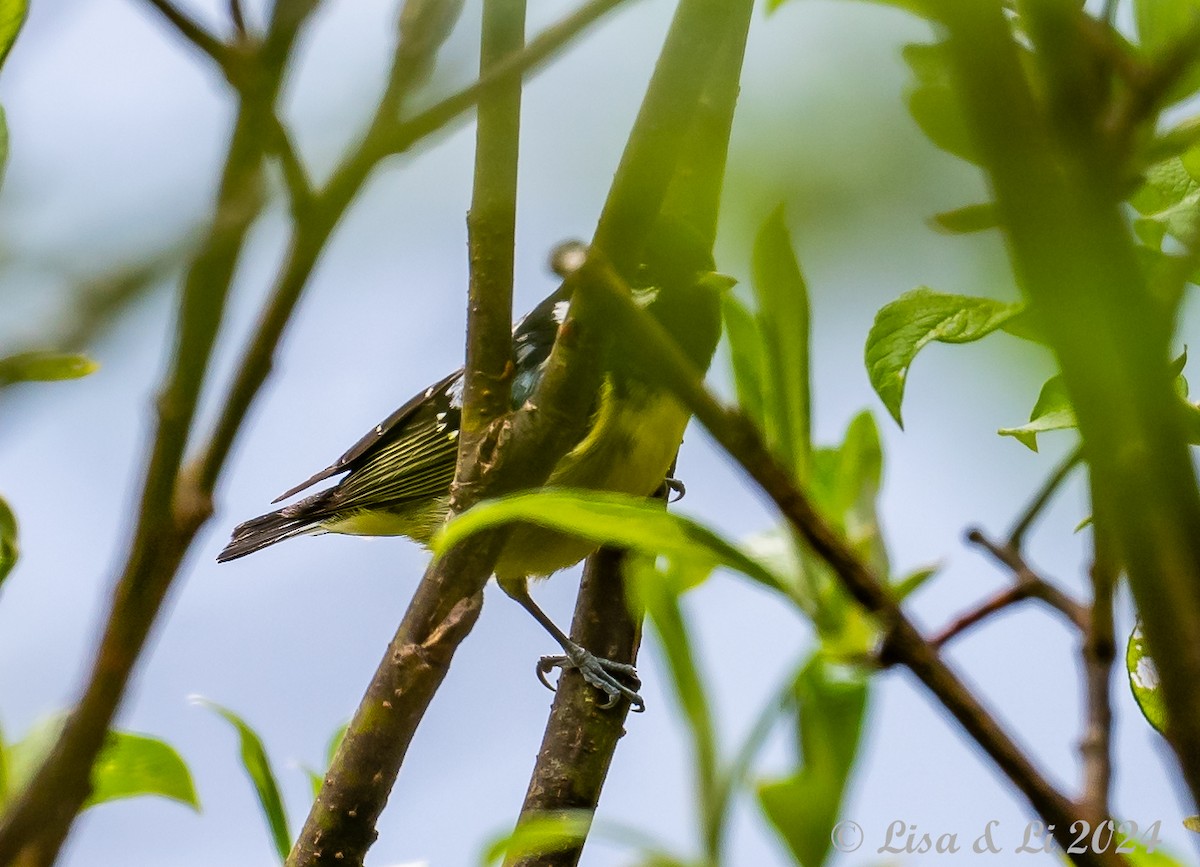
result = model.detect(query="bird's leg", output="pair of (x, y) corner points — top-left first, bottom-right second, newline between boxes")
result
(498, 577), (645, 712)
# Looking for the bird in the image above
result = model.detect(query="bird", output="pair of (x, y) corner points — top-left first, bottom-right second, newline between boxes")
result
(218, 224), (730, 710)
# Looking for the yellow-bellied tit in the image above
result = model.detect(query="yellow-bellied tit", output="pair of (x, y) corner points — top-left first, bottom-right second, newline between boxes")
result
(218, 223), (732, 710)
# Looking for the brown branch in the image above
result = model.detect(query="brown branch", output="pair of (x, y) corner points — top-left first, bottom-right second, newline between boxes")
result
(0, 97), (275, 867)
(965, 529), (1088, 631)
(505, 548), (642, 867)
(929, 583), (1041, 650)
(0, 5), (330, 863)
(1007, 446), (1083, 549)
(570, 255), (1125, 867)
(1081, 508), (1117, 822)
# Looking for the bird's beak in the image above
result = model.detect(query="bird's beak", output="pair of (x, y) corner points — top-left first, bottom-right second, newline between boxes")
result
(698, 272), (738, 293)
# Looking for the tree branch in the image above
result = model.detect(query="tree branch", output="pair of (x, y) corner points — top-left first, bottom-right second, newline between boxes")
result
(457, 0), (525, 497)
(0, 95), (275, 867)
(965, 529), (1088, 631)
(570, 254), (1125, 866)
(505, 548), (642, 867)
(1081, 508), (1117, 822)
(140, 0), (232, 68)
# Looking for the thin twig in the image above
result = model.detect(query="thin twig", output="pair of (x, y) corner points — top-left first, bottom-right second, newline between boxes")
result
(267, 111), (314, 218)
(571, 254), (1123, 867)
(967, 529), (1089, 631)
(1081, 507), (1117, 821)
(930, 583), (1040, 650)
(385, 0), (630, 156)
(229, 0), (249, 40)
(1008, 445), (1084, 548)
(141, 0), (232, 68)
(0, 98), (276, 867)
(457, 0), (525, 496)
(0, 5), (327, 862)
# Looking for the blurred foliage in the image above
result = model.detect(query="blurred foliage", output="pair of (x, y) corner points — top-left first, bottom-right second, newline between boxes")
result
(0, 715), (197, 813)
(200, 700), (292, 862)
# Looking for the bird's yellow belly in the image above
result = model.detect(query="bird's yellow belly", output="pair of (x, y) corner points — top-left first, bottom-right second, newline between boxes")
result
(493, 390), (689, 581)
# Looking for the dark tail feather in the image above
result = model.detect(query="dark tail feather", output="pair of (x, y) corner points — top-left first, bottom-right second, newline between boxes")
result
(217, 507), (322, 563)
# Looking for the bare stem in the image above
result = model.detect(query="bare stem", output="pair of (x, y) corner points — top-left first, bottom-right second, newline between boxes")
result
(966, 529), (1089, 631)
(1007, 445), (1083, 549)
(1081, 508), (1117, 821)
(140, 0), (231, 67)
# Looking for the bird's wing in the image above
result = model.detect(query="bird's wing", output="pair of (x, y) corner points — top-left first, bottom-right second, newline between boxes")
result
(273, 369), (464, 503)
(272, 284), (568, 505)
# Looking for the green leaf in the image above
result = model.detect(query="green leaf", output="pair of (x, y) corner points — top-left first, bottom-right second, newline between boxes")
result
(200, 700), (291, 861)
(627, 555), (719, 836)
(0, 0), (25, 72)
(806, 412), (891, 654)
(722, 294), (767, 432)
(1127, 620), (1168, 735)
(5, 718), (196, 812)
(306, 721), (349, 799)
(758, 653), (868, 867)
(998, 375), (1076, 451)
(0, 495), (16, 591)
(87, 731), (199, 810)
(436, 489), (788, 595)
(902, 42), (979, 165)
(0, 351), (99, 387)
(890, 563), (939, 601)
(865, 288), (1023, 427)
(480, 811), (593, 866)
(1131, 157), (1200, 249)
(751, 206), (812, 481)
(931, 202), (999, 234)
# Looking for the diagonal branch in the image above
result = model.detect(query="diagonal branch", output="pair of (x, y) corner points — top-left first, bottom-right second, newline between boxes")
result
(569, 253), (1126, 867)
(140, 0), (232, 67)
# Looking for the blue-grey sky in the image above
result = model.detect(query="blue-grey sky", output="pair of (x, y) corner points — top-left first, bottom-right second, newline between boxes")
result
(0, 1), (1194, 865)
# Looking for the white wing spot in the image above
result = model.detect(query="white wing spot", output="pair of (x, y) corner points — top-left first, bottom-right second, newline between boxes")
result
(448, 430), (459, 441)
(436, 412), (446, 422)
(632, 287), (659, 308)
(552, 300), (571, 324)
(447, 378), (464, 408)
(424, 387), (434, 398)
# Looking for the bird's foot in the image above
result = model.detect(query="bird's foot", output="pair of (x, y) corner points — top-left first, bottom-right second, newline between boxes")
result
(536, 643), (645, 712)
(659, 476), (686, 503)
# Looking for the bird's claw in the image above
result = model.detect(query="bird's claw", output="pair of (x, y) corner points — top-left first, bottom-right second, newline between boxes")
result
(536, 645), (645, 712)
(662, 477), (686, 503)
